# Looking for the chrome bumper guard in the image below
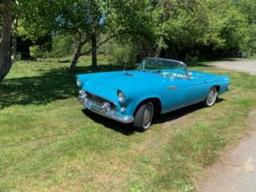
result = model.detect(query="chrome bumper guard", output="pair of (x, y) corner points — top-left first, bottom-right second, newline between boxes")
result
(78, 95), (134, 124)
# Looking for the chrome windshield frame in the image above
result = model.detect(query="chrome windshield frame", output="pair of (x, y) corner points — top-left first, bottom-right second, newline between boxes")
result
(139, 57), (189, 78)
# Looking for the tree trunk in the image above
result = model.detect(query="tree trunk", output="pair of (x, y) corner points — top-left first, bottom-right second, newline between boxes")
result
(91, 32), (97, 70)
(16, 36), (32, 60)
(0, 0), (13, 81)
(70, 33), (83, 72)
(155, 37), (164, 57)
(20, 42), (31, 60)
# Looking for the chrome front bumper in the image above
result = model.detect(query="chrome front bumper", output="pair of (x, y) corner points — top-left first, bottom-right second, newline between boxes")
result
(78, 95), (134, 124)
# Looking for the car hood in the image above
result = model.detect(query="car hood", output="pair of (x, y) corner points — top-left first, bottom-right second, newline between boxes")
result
(79, 70), (163, 90)
(77, 70), (164, 101)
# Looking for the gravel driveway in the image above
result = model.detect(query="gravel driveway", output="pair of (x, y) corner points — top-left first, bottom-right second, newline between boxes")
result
(209, 59), (256, 75)
(197, 59), (256, 192)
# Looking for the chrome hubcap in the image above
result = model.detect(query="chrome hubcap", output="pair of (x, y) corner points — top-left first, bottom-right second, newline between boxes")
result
(207, 88), (217, 106)
(143, 103), (153, 129)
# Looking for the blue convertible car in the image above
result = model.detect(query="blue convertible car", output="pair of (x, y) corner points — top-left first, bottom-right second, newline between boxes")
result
(76, 57), (230, 131)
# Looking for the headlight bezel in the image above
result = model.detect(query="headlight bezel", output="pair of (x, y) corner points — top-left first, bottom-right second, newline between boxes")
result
(117, 90), (126, 104)
(76, 79), (82, 88)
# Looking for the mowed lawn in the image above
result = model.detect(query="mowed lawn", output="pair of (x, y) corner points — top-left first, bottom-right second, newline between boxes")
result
(1, 57), (256, 192)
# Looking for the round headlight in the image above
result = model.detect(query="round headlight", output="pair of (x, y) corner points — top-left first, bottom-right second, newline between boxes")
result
(117, 90), (126, 104)
(76, 79), (82, 87)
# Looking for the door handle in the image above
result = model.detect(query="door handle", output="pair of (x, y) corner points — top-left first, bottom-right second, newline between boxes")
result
(168, 86), (176, 90)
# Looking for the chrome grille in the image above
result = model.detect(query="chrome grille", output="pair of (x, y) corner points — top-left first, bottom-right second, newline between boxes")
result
(86, 92), (115, 109)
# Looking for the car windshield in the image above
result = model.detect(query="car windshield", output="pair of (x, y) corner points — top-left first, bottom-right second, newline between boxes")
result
(137, 57), (188, 79)
(137, 58), (185, 70)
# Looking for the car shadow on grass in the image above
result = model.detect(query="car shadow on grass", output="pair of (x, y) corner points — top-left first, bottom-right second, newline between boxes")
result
(82, 109), (135, 136)
(82, 98), (225, 135)
(155, 98), (224, 124)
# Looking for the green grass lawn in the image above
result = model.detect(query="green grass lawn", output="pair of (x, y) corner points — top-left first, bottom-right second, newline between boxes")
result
(1, 57), (256, 192)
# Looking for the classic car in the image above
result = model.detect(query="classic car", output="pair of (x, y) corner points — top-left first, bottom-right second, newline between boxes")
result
(76, 57), (230, 131)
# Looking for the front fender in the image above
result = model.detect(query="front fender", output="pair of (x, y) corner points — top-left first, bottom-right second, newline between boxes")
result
(124, 95), (162, 117)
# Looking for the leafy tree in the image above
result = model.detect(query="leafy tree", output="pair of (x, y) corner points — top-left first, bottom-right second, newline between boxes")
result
(234, 0), (256, 55)
(1, 0), (256, 81)
(18, 0), (152, 71)
(147, 0), (252, 59)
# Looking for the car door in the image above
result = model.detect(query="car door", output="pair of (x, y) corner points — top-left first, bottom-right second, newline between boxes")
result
(161, 75), (208, 113)
(181, 76), (209, 106)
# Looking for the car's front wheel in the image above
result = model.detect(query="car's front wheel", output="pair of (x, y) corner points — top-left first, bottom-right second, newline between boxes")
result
(134, 102), (154, 131)
(205, 87), (218, 107)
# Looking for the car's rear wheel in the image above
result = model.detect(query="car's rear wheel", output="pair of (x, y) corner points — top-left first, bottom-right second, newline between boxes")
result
(205, 87), (218, 107)
(134, 102), (154, 131)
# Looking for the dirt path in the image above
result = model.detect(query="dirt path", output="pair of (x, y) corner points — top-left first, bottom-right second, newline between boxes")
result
(197, 60), (256, 192)
(198, 110), (256, 192)
(209, 59), (256, 75)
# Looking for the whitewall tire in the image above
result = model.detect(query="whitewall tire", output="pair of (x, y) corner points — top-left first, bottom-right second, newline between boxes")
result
(205, 87), (218, 107)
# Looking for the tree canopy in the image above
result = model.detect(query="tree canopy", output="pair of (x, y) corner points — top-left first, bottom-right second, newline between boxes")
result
(0, 0), (256, 80)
